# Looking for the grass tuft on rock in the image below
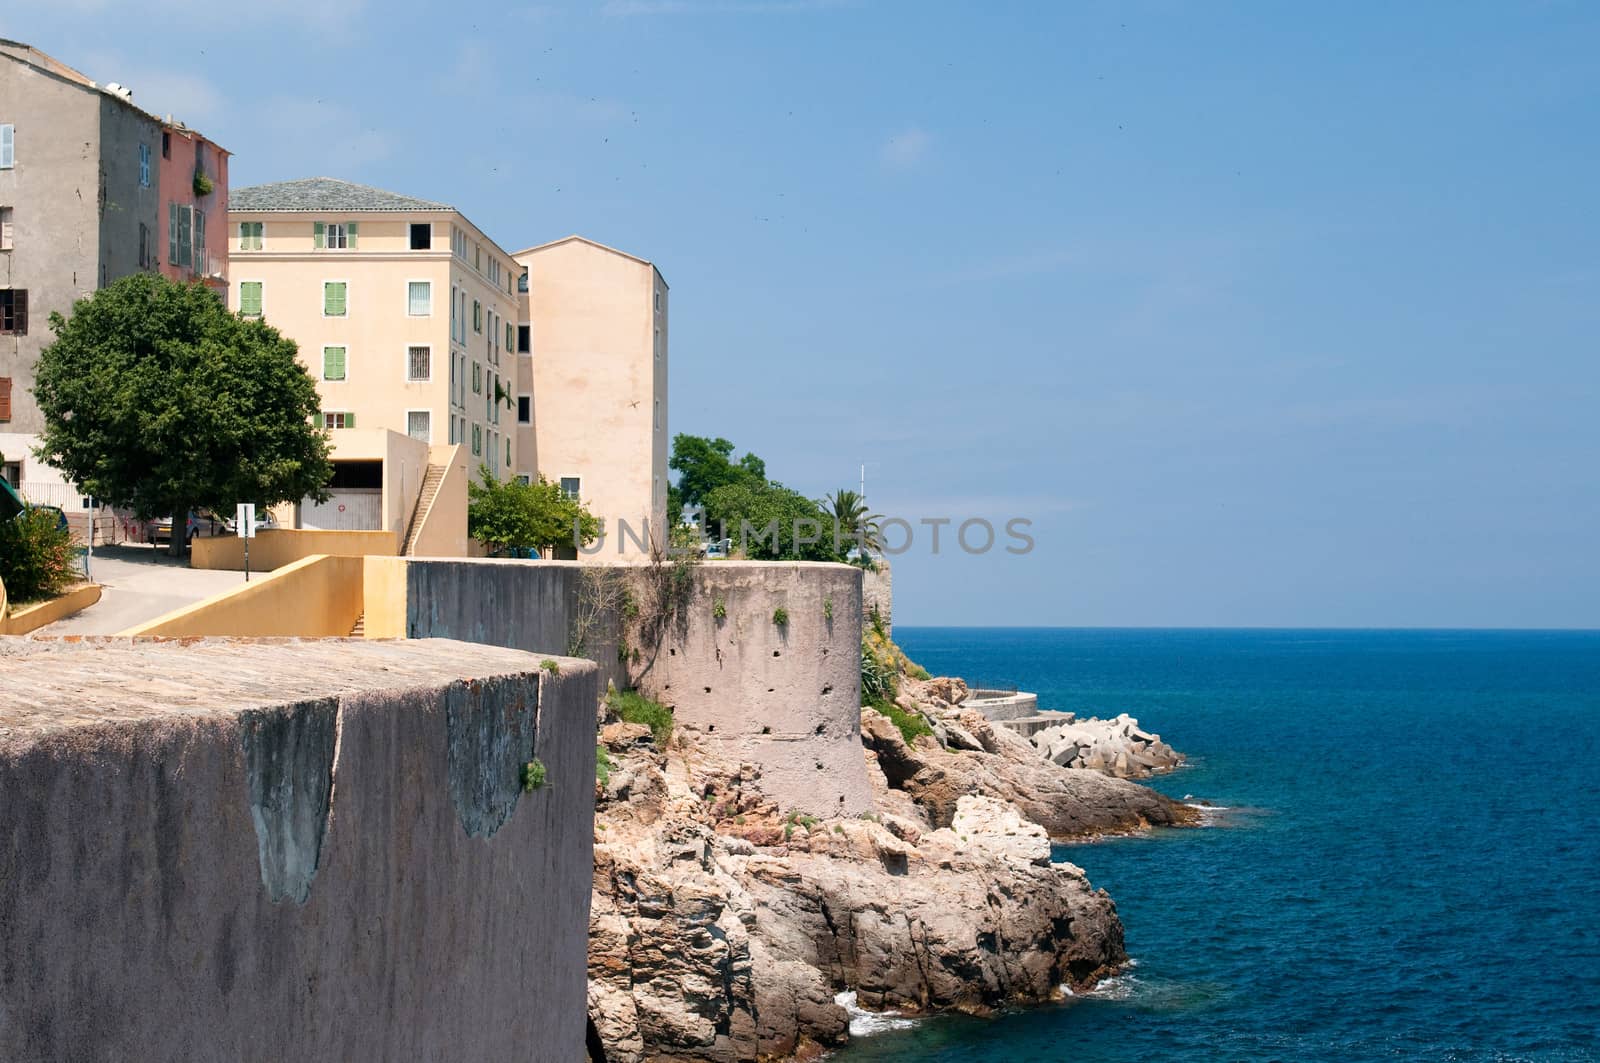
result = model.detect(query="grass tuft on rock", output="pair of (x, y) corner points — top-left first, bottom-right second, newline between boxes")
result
(607, 688), (675, 746)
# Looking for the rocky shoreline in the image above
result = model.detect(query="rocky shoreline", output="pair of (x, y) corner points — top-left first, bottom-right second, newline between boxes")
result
(588, 676), (1196, 1061)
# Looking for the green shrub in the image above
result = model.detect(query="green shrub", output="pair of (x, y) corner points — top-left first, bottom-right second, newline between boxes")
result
(540, 659), (560, 675)
(0, 510), (77, 604)
(607, 688), (675, 746)
(864, 693), (934, 746)
(712, 596), (727, 620)
(772, 606), (788, 627)
(907, 663), (931, 681)
(521, 758), (547, 792)
(595, 745), (611, 787)
(860, 643), (895, 702)
(823, 596), (834, 622)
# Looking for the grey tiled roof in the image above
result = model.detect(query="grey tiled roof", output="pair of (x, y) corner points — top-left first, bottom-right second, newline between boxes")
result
(230, 177), (453, 213)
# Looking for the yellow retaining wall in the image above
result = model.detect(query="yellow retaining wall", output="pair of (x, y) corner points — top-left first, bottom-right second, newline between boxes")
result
(1, 583), (103, 635)
(191, 528), (400, 572)
(362, 556), (409, 638)
(124, 555), (365, 638)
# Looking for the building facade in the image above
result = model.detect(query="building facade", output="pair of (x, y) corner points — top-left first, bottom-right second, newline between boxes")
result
(514, 236), (668, 554)
(229, 178), (520, 535)
(0, 40), (227, 504)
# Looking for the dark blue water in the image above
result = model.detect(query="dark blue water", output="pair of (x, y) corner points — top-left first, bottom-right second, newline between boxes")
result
(837, 628), (1600, 1062)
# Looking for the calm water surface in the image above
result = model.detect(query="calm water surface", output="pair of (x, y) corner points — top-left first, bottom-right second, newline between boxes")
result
(833, 628), (1600, 1062)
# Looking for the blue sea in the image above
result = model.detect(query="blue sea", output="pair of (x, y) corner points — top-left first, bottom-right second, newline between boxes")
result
(836, 628), (1600, 1062)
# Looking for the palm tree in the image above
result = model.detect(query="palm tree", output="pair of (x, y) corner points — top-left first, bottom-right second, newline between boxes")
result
(823, 488), (883, 555)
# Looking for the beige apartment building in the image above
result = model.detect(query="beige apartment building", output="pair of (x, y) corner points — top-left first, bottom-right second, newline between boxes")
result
(229, 178), (519, 531)
(514, 236), (668, 553)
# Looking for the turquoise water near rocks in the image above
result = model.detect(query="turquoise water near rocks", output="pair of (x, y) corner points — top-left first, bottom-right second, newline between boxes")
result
(836, 628), (1600, 1062)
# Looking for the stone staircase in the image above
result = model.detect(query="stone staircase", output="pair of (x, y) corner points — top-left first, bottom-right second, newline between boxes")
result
(402, 464), (446, 556)
(349, 613), (365, 638)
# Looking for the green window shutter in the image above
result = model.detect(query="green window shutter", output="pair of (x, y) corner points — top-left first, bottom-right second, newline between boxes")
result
(346, 221), (358, 249)
(323, 346), (347, 380)
(240, 282), (262, 316)
(168, 204), (178, 263)
(324, 282), (346, 316)
(313, 221), (325, 249)
(346, 411), (355, 428)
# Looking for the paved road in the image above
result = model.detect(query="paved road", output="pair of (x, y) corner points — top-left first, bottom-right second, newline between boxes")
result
(42, 544), (247, 635)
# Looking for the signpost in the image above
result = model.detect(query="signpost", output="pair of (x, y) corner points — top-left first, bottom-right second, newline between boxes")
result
(236, 503), (256, 582)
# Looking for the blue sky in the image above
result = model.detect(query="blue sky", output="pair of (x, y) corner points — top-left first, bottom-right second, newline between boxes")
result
(7, 1), (1598, 627)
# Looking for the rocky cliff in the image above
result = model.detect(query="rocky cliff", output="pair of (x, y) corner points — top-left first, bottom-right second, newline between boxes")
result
(588, 678), (1196, 1061)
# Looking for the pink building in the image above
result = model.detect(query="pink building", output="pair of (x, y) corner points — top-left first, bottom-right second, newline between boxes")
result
(156, 122), (229, 293)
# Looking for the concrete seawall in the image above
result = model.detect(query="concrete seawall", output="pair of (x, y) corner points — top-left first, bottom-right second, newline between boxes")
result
(402, 558), (872, 816)
(0, 636), (597, 1062)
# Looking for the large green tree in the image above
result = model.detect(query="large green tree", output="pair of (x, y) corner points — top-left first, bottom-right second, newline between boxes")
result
(704, 479), (842, 562)
(32, 274), (331, 554)
(669, 434), (766, 512)
(468, 468), (601, 556)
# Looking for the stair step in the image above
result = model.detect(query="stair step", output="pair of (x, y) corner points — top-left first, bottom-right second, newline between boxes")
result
(349, 613), (365, 638)
(402, 464), (448, 556)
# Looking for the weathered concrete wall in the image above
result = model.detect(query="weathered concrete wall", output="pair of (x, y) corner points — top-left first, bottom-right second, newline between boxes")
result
(403, 559), (870, 815)
(0, 636), (597, 1062)
(636, 562), (871, 816)
(862, 556), (892, 637)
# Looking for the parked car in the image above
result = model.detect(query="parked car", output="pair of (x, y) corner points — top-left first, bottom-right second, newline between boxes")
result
(149, 509), (229, 546)
(220, 508), (278, 534)
(2, 480), (70, 533)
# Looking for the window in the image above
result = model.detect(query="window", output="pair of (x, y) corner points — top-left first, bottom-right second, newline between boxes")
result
(169, 204), (193, 268)
(472, 299), (481, 333)
(505, 322), (514, 351)
(193, 209), (205, 270)
(0, 125), (12, 169)
(323, 281), (347, 317)
(407, 280), (431, 316)
(506, 438), (511, 465)
(516, 474), (531, 486)
(238, 221), (263, 250)
(517, 271), (528, 293)
(0, 290), (27, 334)
(407, 345), (430, 382)
(322, 345), (347, 381)
(560, 477), (580, 500)
(314, 221), (356, 250)
(517, 396), (530, 423)
(239, 281), (263, 317)
(0, 208), (12, 251)
(139, 143), (150, 187)
(449, 285), (457, 337)
(322, 411), (355, 429)
(517, 324), (529, 353)
(161, 130), (170, 159)
(654, 397), (661, 431)
(471, 423), (482, 456)
(409, 223), (432, 250)
(406, 410), (431, 442)
(0, 376), (10, 422)
(655, 289), (661, 312)
(474, 244), (481, 271)
(472, 362), (481, 394)
(448, 417), (457, 445)
(137, 222), (149, 268)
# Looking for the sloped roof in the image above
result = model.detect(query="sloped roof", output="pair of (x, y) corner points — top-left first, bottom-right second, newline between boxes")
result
(230, 177), (453, 213)
(513, 234), (655, 269)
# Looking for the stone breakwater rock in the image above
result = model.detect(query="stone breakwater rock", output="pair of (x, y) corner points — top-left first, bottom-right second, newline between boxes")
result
(861, 703), (1198, 840)
(589, 736), (1128, 1063)
(1028, 712), (1184, 779)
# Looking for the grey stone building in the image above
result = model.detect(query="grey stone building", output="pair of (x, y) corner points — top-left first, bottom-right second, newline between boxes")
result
(0, 40), (162, 486)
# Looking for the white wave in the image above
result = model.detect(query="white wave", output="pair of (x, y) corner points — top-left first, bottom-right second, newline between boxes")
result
(834, 990), (918, 1036)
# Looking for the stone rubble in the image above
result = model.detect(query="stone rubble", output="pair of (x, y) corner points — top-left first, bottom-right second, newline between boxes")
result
(1027, 712), (1184, 778)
